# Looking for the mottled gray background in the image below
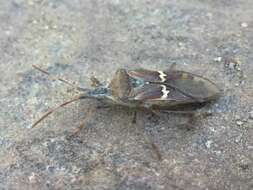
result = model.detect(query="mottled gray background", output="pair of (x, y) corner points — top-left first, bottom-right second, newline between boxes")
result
(0, 0), (253, 189)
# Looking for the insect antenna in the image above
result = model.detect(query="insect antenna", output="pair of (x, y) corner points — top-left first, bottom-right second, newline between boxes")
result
(32, 65), (89, 92)
(31, 95), (89, 128)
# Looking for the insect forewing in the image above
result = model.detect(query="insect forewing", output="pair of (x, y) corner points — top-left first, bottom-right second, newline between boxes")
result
(164, 70), (220, 101)
(127, 68), (220, 103)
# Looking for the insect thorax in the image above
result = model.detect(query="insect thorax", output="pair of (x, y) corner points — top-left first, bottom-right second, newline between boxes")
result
(108, 69), (132, 100)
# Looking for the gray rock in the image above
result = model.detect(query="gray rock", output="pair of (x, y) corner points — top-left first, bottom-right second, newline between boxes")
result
(0, 0), (253, 190)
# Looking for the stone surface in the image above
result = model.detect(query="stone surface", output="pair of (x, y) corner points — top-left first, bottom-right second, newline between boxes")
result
(0, 0), (253, 189)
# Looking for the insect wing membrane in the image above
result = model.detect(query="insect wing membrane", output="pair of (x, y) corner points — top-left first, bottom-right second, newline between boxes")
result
(164, 70), (220, 101)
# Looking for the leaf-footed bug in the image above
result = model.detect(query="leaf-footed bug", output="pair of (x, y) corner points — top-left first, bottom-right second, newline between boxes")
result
(31, 64), (220, 160)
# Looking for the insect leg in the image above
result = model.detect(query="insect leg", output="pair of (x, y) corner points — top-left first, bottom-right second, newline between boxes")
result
(72, 108), (94, 135)
(160, 110), (196, 115)
(133, 115), (162, 160)
(90, 76), (103, 87)
(32, 95), (87, 128)
(95, 105), (111, 109)
(162, 109), (212, 117)
(142, 132), (162, 160)
(72, 121), (86, 136)
(32, 65), (89, 92)
(132, 111), (137, 124)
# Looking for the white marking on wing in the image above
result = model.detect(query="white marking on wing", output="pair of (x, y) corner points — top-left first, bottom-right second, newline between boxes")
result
(158, 71), (166, 82)
(161, 85), (170, 99)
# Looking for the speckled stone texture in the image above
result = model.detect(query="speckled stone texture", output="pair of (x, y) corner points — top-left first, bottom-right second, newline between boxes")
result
(0, 0), (253, 189)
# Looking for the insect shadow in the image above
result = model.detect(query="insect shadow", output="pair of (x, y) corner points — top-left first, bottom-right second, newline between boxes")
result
(31, 63), (221, 160)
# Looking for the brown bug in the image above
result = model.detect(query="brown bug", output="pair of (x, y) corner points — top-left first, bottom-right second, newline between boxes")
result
(31, 63), (220, 129)
(32, 64), (220, 160)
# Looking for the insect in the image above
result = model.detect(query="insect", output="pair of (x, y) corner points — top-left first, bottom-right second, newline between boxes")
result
(31, 63), (220, 129)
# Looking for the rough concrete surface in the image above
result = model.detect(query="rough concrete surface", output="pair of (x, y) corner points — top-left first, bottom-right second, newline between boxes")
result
(0, 0), (253, 189)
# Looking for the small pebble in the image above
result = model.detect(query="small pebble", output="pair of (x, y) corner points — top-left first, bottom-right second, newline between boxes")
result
(236, 121), (243, 126)
(236, 67), (241, 71)
(235, 135), (241, 143)
(214, 57), (222, 62)
(5, 30), (11, 36)
(32, 20), (38, 24)
(28, 1), (34, 6)
(226, 59), (241, 71)
(205, 140), (212, 149)
(28, 172), (36, 182)
(206, 12), (212, 18)
(241, 22), (248, 28)
(178, 42), (183, 46)
(228, 62), (235, 69)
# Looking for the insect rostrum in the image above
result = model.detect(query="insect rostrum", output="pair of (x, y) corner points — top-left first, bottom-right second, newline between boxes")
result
(32, 64), (220, 128)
